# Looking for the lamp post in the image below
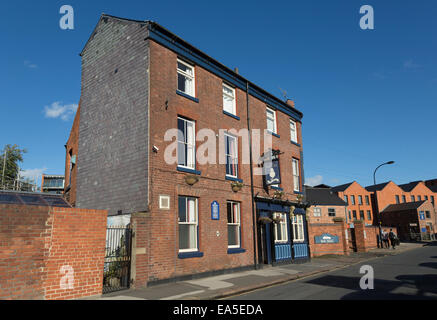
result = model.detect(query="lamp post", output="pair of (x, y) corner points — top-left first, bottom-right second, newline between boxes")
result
(373, 161), (395, 246)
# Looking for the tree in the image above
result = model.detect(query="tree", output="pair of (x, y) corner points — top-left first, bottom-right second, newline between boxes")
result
(0, 144), (27, 190)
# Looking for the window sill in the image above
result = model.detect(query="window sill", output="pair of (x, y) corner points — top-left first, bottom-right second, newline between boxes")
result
(227, 248), (246, 255)
(178, 251), (204, 259)
(177, 166), (201, 175)
(225, 176), (243, 183)
(267, 130), (280, 138)
(176, 90), (199, 103)
(223, 110), (240, 121)
(290, 141), (301, 147)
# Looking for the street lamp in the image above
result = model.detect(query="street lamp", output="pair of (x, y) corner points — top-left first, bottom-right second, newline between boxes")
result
(373, 161), (395, 246)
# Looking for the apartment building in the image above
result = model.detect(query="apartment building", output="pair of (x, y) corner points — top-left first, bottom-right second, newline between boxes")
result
(331, 181), (374, 226)
(66, 14), (308, 286)
(365, 180), (437, 240)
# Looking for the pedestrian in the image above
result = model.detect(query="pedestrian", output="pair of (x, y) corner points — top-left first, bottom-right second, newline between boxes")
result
(384, 231), (390, 249)
(389, 229), (396, 249)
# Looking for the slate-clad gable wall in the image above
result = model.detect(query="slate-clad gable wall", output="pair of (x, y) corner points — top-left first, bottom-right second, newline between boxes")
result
(77, 18), (150, 215)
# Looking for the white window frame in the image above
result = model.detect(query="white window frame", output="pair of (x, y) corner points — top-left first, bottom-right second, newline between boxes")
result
(273, 212), (288, 244)
(223, 83), (236, 116)
(178, 197), (198, 253)
(292, 158), (300, 192)
(266, 107), (277, 134)
(292, 214), (305, 242)
(358, 195), (363, 205)
(177, 117), (196, 170)
(313, 207), (321, 217)
(290, 119), (298, 143)
(227, 201), (241, 249)
(224, 132), (238, 178)
(177, 59), (195, 97)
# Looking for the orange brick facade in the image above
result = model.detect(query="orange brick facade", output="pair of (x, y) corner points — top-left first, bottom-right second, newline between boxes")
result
(370, 181), (437, 235)
(0, 204), (106, 300)
(64, 104), (80, 206)
(333, 182), (374, 225)
(131, 40), (305, 285)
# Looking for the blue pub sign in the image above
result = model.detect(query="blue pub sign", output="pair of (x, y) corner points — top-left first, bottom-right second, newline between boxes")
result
(263, 150), (281, 186)
(211, 201), (220, 220)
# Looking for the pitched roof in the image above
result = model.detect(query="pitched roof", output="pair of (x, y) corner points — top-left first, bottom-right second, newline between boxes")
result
(381, 201), (426, 213)
(398, 181), (422, 192)
(365, 182), (390, 192)
(0, 191), (71, 208)
(305, 186), (347, 206)
(331, 182), (354, 192)
(314, 184), (331, 189)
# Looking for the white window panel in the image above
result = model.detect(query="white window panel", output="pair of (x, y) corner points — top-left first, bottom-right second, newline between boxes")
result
(227, 201), (241, 248)
(292, 159), (300, 192)
(177, 59), (195, 97)
(274, 213), (288, 243)
(266, 107), (277, 134)
(223, 83), (236, 115)
(178, 196), (198, 252)
(225, 133), (238, 178)
(290, 119), (298, 143)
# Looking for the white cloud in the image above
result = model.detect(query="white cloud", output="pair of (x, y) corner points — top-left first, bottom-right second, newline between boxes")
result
(403, 59), (420, 70)
(43, 102), (78, 121)
(24, 60), (38, 69)
(20, 167), (47, 183)
(306, 175), (323, 187)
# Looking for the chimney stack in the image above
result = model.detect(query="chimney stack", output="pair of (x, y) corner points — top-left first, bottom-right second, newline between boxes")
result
(234, 67), (239, 74)
(286, 99), (295, 108)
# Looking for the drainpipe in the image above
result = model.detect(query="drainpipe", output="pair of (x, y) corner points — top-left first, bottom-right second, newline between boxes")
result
(246, 81), (259, 270)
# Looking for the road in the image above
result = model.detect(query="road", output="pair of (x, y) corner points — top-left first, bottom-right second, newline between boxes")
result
(228, 243), (437, 300)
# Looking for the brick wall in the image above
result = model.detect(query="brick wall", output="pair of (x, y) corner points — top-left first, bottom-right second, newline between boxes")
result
(308, 221), (348, 257)
(64, 104), (80, 206)
(307, 205), (347, 224)
(0, 204), (107, 300)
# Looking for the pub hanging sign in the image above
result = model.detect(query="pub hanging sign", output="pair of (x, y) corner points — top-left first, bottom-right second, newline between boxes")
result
(262, 149), (281, 186)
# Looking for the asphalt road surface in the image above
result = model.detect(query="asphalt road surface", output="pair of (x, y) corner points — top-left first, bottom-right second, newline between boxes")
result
(229, 243), (437, 300)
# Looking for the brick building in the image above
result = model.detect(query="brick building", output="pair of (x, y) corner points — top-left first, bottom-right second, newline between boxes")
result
(365, 180), (437, 238)
(331, 181), (374, 226)
(64, 104), (80, 207)
(66, 14), (309, 286)
(380, 201), (435, 241)
(41, 174), (65, 194)
(305, 185), (347, 224)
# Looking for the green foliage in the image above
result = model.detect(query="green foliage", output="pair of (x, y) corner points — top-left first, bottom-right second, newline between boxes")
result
(0, 144), (27, 189)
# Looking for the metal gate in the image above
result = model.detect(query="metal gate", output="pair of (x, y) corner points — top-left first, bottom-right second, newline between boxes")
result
(103, 226), (132, 294)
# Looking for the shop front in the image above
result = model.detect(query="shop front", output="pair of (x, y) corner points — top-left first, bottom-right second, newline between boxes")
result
(256, 197), (310, 265)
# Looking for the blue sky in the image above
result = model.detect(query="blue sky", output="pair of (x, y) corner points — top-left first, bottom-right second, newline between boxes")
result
(1, 0), (436, 187)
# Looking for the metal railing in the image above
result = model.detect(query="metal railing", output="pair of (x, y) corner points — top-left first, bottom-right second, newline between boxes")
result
(103, 226), (132, 294)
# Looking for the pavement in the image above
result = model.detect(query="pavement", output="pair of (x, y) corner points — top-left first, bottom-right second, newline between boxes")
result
(97, 242), (427, 300)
